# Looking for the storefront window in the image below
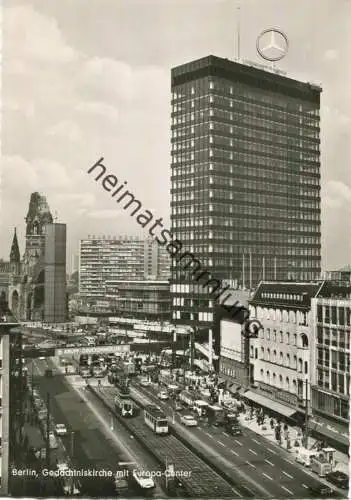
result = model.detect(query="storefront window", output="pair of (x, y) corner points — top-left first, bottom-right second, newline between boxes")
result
(341, 400), (349, 420)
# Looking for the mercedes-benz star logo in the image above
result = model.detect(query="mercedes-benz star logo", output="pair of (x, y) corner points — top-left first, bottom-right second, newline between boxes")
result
(256, 28), (289, 62)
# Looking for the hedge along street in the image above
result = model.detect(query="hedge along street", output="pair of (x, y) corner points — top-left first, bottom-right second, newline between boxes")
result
(87, 157), (249, 322)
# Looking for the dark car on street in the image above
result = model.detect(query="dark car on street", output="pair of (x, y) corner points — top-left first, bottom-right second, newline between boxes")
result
(326, 471), (349, 489)
(308, 484), (337, 498)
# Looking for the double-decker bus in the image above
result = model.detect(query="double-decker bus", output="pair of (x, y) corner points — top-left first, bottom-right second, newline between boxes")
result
(114, 390), (134, 417)
(144, 405), (168, 434)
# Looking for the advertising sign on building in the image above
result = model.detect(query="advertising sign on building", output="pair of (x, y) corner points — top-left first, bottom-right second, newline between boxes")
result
(220, 320), (243, 362)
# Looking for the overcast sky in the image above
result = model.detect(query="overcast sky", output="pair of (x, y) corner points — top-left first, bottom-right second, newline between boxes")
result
(1, 0), (350, 271)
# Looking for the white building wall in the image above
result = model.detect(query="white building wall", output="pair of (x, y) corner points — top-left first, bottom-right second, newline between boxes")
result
(250, 305), (312, 403)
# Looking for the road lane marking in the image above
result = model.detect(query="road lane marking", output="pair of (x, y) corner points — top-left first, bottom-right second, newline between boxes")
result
(282, 471), (293, 479)
(231, 486), (240, 495)
(262, 472), (273, 481)
(234, 440), (243, 446)
(281, 486), (293, 495)
(217, 440), (225, 447)
(249, 448), (257, 455)
(252, 438), (260, 444)
(283, 458), (294, 464)
(230, 450), (239, 456)
(246, 461), (256, 468)
(205, 432), (212, 438)
(302, 484), (308, 489)
(223, 432), (229, 437)
(267, 448), (276, 453)
(264, 459), (274, 466)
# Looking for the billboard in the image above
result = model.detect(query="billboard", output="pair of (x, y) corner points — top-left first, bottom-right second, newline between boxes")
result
(220, 320), (242, 362)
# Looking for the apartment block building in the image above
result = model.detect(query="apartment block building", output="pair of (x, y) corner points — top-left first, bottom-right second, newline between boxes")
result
(79, 236), (170, 300)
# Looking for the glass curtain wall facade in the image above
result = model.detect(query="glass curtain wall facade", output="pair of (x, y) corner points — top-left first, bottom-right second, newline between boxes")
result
(171, 56), (321, 328)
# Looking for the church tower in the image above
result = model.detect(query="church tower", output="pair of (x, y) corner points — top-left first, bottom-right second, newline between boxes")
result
(9, 228), (21, 275)
(23, 192), (53, 274)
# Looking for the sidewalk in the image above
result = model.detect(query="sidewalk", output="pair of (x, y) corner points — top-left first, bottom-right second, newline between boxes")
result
(237, 410), (350, 474)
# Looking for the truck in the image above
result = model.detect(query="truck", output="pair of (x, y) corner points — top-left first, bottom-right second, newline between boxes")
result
(295, 448), (319, 467)
(310, 454), (332, 477)
(193, 400), (209, 417)
(207, 405), (226, 427)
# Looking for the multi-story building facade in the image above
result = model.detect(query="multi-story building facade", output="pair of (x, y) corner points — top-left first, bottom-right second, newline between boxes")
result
(170, 56), (321, 331)
(79, 236), (169, 300)
(215, 289), (251, 389)
(248, 281), (321, 420)
(248, 281), (350, 452)
(324, 265), (351, 283)
(310, 283), (350, 435)
(0, 302), (24, 495)
(110, 280), (170, 321)
(144, 238), (170, 280)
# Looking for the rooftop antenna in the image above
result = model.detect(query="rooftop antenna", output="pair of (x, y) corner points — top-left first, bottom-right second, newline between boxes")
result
(236, 5), (241, 61)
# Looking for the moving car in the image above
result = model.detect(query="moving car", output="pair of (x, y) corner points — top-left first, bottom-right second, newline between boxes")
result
(326, 471), (349, 489)
(180, 415), (198, 427)
(132, 470), (155, 490)
(140, 377), (150, 387)
(55, 423), (68, 436)
(157, 391), (169, 401)
(308, 484), (337, 498)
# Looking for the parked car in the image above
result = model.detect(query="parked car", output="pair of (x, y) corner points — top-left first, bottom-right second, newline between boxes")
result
(55, 423), (68, 436)
(326, 471), (349, 489)
(157, 391), (169, 401)
(180, 415), (198, 427)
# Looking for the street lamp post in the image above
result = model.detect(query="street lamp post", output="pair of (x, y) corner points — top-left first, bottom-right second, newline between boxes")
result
(302, 378), (310, 448)
(70, 431), (75, 457)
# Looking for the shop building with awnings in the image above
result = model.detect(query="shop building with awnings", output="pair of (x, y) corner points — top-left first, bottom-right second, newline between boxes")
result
(244, 281), (350, 453)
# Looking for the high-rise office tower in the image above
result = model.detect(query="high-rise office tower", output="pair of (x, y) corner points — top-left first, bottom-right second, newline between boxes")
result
(171, 56), (321, 329)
